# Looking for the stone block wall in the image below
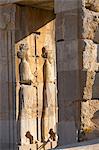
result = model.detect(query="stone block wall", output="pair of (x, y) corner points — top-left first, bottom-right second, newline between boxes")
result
(55, 0), (99, 145)
(80, 0), (99, 141)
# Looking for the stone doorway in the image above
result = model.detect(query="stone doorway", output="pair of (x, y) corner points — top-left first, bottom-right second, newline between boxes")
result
(15, 4), (57, 150)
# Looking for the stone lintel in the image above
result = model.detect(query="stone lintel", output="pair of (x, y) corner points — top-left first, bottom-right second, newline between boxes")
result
(0, 0), (51, 4)
(54, 0), (79, 13)
(0, 0), (54, 11)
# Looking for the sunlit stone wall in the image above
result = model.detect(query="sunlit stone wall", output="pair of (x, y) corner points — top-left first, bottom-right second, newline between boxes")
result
(80, 0), (99, 141)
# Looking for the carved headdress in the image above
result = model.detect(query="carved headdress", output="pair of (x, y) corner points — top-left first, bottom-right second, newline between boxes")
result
(17, 43), (29, 60)
(19, 43), (28, 51)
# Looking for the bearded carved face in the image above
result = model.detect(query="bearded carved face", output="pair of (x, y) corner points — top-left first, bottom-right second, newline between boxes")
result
(41, 47), (48, 58)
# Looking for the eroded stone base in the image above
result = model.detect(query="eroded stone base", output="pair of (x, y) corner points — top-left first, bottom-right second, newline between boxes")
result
(18, 141), (57, 150)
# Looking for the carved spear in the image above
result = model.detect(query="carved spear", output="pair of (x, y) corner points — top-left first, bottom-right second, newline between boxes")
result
(33, 31), (40, 141)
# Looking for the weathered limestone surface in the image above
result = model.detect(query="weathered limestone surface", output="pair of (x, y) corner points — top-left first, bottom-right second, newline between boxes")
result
(85, 0), (99, 12)
(82, 8), (99, 41)
(80, 0), (99, 142)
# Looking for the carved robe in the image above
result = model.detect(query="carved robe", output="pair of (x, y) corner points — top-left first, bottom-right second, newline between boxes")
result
(19, 59), (32, 83)
(17, 46), (35, 145)
(18, 85), (35, 145)
(42, 57), (56, 140)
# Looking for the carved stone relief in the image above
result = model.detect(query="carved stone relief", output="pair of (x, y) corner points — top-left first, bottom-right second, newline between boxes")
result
(16, 19), (57, 149)
(0, 11), (10, 29)
(17, 44), (33, 85)
(17, 44), (57, 146)
(41, 47), (55, 83)
(0, 5), (16, 31)
(41, 47), (56, 141)
(17, 43), (34, 145)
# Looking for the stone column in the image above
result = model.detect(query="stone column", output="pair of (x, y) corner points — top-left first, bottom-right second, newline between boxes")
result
(0, 4), (17, 150)
(55, 0), (81, 145)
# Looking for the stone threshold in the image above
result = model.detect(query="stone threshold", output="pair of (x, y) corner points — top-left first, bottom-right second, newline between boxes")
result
(51, 139), (99, 150)
(18, 141), (57, 150)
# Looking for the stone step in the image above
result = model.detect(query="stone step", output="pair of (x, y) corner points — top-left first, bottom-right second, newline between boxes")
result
(51, 139), (99, 150)
(18, 141), (57, 150)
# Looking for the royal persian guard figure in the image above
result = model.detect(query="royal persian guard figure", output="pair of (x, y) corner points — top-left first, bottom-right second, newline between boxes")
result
(17, 43), (35, 146)
(17, 44), (33, 85)
(41, 47), (56, 141)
